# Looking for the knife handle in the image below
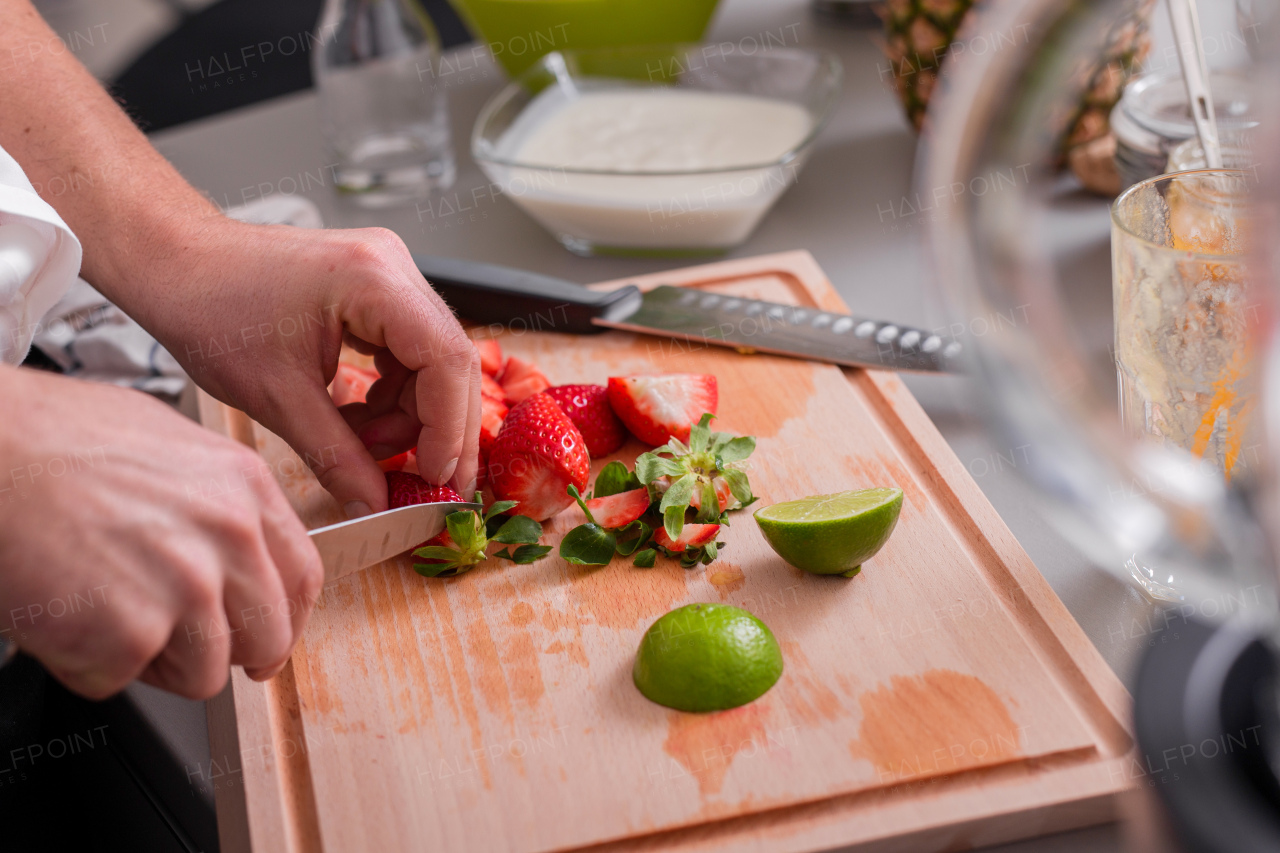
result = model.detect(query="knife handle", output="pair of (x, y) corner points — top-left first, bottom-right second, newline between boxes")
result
(414, 254), (642, 335)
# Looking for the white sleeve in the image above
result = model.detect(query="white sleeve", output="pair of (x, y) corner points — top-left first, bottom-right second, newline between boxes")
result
(0, 143), (82, 365)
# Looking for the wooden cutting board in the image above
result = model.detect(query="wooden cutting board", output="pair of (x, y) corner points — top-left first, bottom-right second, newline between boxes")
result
(199, 251), (1133, 853)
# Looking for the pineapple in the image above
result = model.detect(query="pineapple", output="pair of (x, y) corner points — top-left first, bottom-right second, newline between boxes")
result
(881, 0), (1156, 195)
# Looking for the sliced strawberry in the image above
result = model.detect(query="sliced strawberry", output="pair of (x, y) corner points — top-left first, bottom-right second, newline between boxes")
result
(688, 476), (733, 512)
(475, 339), (503, 376)
(481, 373), (505, 402)
(584, 487), (650, 529)
(479, 395), (508, 457)
(330, 362), (377, 407)
(501, 356), (551, 405)
(377, 451), (411, 473)
(653, 523), (721, 552)
(606, 374), (718, 446)
(545, 384), (628, 457)
(386, 471), (465, 509)
(488, 392), (589, 521)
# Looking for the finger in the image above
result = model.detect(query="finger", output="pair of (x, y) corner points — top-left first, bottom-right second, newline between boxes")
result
(138, 578), (233, 701)
(263, 385), (388, 518)
(343, 331), (379, 355)
(450, 354), (482, 495)
(365, 360), (412, 418)
(356, 410), (420, 459)
(34, 599), (172, 700)
(220, 542), (292, 675)
(335, 235), (473, 486)
(242, 482), (322, 680)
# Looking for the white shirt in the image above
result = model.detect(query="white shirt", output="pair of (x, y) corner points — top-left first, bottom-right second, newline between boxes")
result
(0, 143), (82, 364)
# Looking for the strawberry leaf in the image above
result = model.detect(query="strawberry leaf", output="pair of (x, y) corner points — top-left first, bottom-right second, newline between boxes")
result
(715, 436), (756, 463)
(663, 504), (686, 541)
(695, 479), (721, 523)
(722, 468), (754, 505)
(560, 523), (617, 565)
(615, 520), (652, 556)
(633, 548), (657, 568)
(491, 515), (543, 545)
(484, 500), (520, 521)
(412, 546), (464, 562)
(688, 413), (715, 453)
(495, 544), (552, 564)
(636, 452), (684, 484)
(593, 460), (642, 498)
(660, 472), (696, 512)
(413, 559), (461, 578)
(445, 511), (481, 552)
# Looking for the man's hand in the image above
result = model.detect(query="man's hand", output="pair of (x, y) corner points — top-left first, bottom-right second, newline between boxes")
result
(0, 366), (322, 699)
(116, 219), (482, 517)
(0, 0), (481, 518)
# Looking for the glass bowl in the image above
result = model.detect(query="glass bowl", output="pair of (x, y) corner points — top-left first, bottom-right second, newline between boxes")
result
(471, 44), (842, 257)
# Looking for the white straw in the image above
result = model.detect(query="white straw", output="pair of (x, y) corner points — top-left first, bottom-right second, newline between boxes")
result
(1167, 0), (1224, 168)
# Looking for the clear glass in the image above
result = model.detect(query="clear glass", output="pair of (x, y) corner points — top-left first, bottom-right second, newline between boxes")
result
(313, 0), (455, 208)
(1112, 171), (1258, 598)
(471, 45), (842, 257)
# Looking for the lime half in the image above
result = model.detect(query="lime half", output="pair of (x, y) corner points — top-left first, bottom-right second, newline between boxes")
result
(633, 603), (784, 713)
(754, 488), (903, 577)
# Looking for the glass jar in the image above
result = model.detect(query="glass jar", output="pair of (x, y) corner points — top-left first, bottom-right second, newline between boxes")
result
(1112, 70), (1258, 191)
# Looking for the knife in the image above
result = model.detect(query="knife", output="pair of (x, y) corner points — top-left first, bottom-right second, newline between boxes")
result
(414, 254), (962, 373)
(309, 501), (482, 584)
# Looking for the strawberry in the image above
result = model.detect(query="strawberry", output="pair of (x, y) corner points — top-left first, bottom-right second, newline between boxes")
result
(501, 356), (550, 405)
(606, 374), (718, 446)
(653, 523), (720, 552)
(481, 373), (506, 402)
(479, 395), (508, 457)
(330, 362), (377, 407)
(377, 451), (411, 473)
(475, 339), (503, 376)
(545, 384), (628, 457)
(488, 392), (589, 521)
(386, 471), (466, 508)
(584, 487), (650, 529)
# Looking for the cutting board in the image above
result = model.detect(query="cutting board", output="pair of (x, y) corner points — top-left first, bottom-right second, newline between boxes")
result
(198, 251), (1133, 853)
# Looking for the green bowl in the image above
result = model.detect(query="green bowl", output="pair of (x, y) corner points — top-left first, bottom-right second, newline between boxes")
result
(448, 0), (721, 77)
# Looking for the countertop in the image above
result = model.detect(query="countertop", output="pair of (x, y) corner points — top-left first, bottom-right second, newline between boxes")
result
(147, 1), (1170, 849)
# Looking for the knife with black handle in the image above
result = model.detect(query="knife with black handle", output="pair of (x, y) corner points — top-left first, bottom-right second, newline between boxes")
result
(413, 254), (961, 373)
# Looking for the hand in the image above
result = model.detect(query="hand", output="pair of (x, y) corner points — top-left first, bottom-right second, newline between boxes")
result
(0, 366), (322, 699)
(118, 218), (482, 517)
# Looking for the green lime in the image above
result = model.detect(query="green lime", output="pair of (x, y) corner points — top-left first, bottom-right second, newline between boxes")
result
(633, 603), (784, 713)
(754, 488), (903, 577)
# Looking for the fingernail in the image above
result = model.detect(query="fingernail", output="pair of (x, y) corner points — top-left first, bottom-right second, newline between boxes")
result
(436, 456), (459, 485)
(344, 500), (372, 519)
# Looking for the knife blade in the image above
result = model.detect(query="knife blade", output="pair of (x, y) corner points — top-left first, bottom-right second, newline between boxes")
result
(414, 254), (961, 373)
(309, 501), (482, 584)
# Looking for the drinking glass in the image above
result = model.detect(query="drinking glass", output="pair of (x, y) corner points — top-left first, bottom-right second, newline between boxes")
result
(313, 0), (456, 207)
(1112, 169), (1257, 599)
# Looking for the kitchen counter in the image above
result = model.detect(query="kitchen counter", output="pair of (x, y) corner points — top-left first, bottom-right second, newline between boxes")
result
(149, 1), (1166, 850)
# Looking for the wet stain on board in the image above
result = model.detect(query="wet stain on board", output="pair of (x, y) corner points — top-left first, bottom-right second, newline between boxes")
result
(849, 669), (1023, 785)
(662, 703), (770, 797)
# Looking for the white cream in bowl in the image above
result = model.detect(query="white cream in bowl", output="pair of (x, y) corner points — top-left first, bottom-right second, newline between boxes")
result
(488, 87), (814, 252)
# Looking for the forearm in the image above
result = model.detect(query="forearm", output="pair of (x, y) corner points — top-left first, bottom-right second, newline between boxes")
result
(0, 0), (220, 302)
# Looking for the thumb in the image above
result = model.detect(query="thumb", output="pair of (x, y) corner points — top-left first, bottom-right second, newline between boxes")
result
(262, 385), (388, 518)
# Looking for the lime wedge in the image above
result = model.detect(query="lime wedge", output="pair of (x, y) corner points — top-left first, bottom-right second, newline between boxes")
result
(633, 603), (783, 713)
(754, 488), (903, 577)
